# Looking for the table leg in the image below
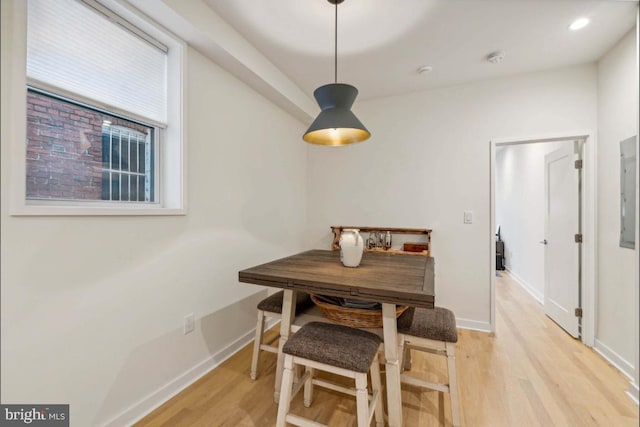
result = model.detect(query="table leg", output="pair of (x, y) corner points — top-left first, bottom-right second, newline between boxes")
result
(382, 303), (403, 427)
(274, 289), (296, 403)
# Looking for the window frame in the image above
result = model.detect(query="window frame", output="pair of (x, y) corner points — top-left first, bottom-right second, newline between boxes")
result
(3, 0), (187, 216)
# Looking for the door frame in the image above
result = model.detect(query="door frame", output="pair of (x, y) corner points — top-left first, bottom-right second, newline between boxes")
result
(489, 131), (597, 346)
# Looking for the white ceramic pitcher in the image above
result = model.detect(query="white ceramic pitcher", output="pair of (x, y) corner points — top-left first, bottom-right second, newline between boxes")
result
(339, 229), (364, 267)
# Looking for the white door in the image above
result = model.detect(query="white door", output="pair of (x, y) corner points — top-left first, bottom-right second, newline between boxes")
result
(544, 144), (580, 338)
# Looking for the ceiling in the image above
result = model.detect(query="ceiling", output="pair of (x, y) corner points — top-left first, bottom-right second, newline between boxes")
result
(203, 0), (637, 101)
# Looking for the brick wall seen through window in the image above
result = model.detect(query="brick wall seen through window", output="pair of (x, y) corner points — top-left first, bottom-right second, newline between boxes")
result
(26, 89), (155, 202)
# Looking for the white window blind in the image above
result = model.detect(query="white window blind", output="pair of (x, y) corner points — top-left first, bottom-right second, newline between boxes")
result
(27, 0), (167, 125)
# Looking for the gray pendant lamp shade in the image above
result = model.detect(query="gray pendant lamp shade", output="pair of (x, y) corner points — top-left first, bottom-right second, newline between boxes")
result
(303, 83), (370, 146)
(303, 0), (370, 146)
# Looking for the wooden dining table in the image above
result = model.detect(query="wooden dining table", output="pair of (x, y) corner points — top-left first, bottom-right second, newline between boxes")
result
(238, 249), (435, 427)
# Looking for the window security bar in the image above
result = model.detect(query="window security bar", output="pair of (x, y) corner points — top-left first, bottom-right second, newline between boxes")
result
(103, 125), (152, 202)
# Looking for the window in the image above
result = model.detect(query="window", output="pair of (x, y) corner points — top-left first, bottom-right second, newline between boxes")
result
(8, 0), (185, 214)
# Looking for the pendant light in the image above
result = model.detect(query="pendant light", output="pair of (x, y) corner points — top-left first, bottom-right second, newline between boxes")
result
(303, 0), (370, 146)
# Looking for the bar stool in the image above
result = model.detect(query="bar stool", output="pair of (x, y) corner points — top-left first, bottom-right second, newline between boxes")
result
(397, 307), (461, 427)
(276, 322), (385, 427)
(250, 290), (313, 380)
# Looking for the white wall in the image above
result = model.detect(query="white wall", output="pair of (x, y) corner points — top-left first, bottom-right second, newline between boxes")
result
(596, 27), (638, 379)
(495, 140), (569, 302)
(307, 65), (597, 330)
(0, 42), (308, 427)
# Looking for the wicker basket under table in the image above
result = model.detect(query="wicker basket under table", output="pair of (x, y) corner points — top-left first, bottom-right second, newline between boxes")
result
(310, 294), (408, 328)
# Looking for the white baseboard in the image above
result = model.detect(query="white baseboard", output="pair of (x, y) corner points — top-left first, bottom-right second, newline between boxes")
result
(505, 268), (544, 304)
(101, 319), (277, 427)
(594, 339), (635, 381)
(456, 317), (492, 333)
(264, 318), (280, 331)
(627, 381), (639, 405)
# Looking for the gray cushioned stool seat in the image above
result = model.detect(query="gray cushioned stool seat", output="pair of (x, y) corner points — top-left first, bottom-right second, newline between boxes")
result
(257, 290), (313, 313)
(282, 322), (382, 373)
(397, 307), (458, 343)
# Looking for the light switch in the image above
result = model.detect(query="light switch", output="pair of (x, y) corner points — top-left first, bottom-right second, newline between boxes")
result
(464, 211), (473, 224)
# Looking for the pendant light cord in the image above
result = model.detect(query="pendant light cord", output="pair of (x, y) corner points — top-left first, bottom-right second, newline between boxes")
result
(334, 1), (338, 83)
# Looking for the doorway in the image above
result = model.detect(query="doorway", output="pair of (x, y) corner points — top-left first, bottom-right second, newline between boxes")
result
(489, 132), (596, 345)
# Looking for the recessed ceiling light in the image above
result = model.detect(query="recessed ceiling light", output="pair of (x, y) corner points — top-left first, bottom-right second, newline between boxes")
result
(569, 18), (590, 31)
(417, 65), (433, 74)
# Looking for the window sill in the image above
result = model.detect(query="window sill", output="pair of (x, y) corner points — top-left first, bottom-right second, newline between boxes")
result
(11, 204), (186, 216)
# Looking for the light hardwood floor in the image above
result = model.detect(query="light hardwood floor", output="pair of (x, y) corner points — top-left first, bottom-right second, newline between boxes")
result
(136, 272), (639, 426)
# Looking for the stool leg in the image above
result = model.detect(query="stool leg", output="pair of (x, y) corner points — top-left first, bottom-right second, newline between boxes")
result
(446, 342), (461, 427)
(355, 373), (370, 427)
(250, 310), (265, 380)
(276, 355), (295, 427)
(403, 346), (413, 372)
(303, 366), (314, 407)
(370, 354), (385, 427)
(398, 334), (411, 373)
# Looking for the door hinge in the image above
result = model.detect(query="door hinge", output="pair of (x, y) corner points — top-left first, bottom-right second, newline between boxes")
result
(574, 234), (583, 243)
(575, 307), (583, 317)
(575, 159), (583, 169)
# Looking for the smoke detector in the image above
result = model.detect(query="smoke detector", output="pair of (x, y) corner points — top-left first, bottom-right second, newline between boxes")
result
(486, 51), (506, 64)
(417, 65), (433, 74)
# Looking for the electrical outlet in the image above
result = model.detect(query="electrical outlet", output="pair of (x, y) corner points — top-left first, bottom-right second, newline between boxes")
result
(184, 313), (195, 335)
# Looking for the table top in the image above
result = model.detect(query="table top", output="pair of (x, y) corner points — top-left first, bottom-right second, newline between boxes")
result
(238, 249), (434, 308)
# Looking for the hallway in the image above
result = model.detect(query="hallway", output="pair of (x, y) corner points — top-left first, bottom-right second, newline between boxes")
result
(459, 272), (638, 426)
